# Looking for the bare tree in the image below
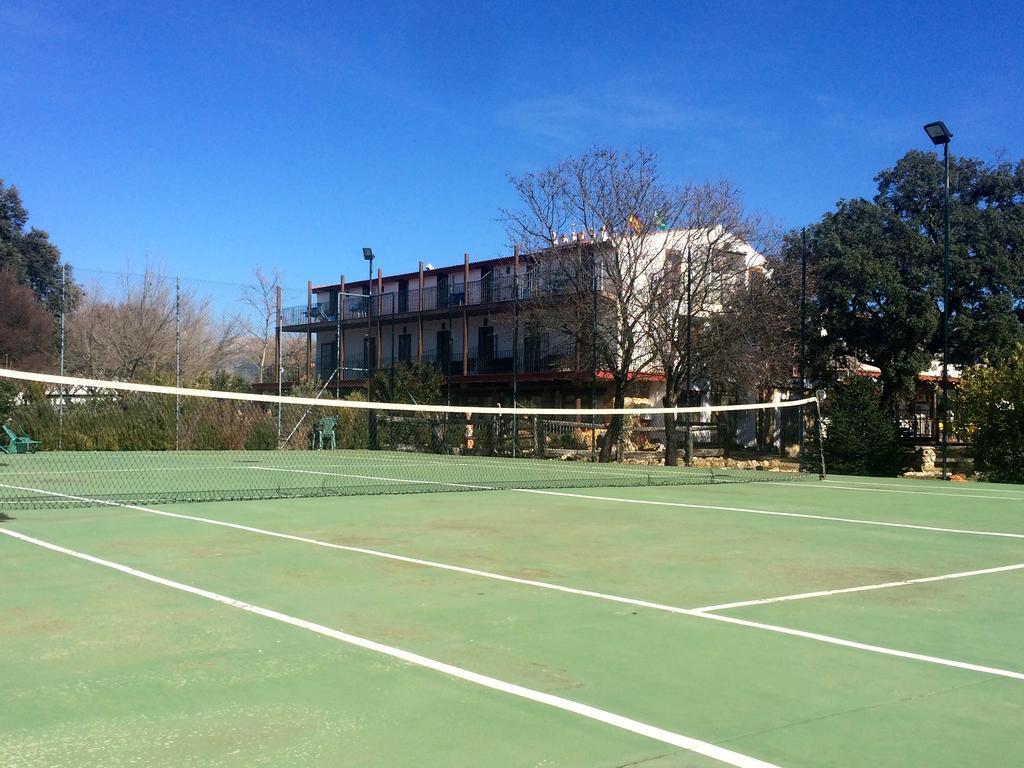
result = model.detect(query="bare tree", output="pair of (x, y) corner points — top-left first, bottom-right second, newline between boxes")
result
(648, 181), (766, 464)
(697, 247), (803, 450)
(241, 266), (281, 383)
(67, 267), (241, 382)
(503, 148), (691, 461)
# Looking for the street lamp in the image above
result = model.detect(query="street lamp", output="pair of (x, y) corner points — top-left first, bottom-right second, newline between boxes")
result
(363, 247), (377, 449)
(923, 120), (953, 480)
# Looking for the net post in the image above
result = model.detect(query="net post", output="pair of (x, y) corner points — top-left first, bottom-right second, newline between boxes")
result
(814, 390), (827, 479)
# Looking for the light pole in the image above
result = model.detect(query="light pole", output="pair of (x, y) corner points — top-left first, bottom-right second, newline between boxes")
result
(923, 120), (953, 480)
(363, 247), (377, 449)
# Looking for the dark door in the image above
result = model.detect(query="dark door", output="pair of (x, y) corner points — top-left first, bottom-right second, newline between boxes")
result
(363, 336), (376, 376)
(523, 334), (542, 371)
(477, 326), (494, 371)
(398, 333), (412, 363)
(436, 330), (452, 369)
(437, 273), (449, 308)
(398, 280), (409, 313)
(319, 342), (337, 381)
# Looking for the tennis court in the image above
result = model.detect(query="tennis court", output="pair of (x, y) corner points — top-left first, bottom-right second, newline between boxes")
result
(3, 460), (1024, 767)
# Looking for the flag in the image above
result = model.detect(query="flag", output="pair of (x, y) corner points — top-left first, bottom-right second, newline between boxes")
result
(627, 213), (643, 232)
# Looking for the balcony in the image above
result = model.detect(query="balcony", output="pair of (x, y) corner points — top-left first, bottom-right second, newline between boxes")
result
(307, 339), (579, 384)
(281, 272), (610, 330)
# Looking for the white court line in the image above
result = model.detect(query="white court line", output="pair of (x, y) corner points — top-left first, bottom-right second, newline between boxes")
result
(3, 482), (1024, 683)
(515, 489), (1024, 540)
(791, 483), (1020, 501)
(693, 562), (1024, 612)
(0, 527), (777, 768)
(823, 478), (1024, 497)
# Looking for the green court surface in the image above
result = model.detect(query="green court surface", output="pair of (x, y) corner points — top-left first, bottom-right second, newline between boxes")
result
(3, 471), (1024, 767)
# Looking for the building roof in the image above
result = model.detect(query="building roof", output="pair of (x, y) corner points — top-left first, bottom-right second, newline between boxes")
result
(855, 359), (962, 383)
(312, 227), (763, 293)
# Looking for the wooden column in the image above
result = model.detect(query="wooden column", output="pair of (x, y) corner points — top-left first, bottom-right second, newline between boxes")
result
(417, 261), (424, 364)
(462, 253), (469, 376)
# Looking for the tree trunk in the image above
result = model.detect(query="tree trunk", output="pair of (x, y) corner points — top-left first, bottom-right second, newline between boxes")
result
(599, 382), (626, 463)
(663, 392), (678, 466)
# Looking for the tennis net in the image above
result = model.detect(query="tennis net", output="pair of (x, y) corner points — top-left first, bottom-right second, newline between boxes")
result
(0, 369), (823, 508)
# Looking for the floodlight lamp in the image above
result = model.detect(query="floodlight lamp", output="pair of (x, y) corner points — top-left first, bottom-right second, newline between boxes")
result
(923, 121), (953, 145)
(362, 247), (374, 261)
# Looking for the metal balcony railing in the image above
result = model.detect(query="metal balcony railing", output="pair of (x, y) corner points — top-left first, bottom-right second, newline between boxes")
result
(281, 273), (611, 328)
(302, 336), (582, 385)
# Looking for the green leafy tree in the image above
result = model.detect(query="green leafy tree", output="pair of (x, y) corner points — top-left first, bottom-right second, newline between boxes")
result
(795, 150), (1024, 404)
(0, 180), (75, 315)
(821, 377), (903, 476)
(957, 346), (1024, 483)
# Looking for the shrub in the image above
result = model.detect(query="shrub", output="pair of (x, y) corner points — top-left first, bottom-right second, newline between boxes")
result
(245, 419), (278, 450)
(957, 346), (1024, 483)
(821, 377), (903, 476)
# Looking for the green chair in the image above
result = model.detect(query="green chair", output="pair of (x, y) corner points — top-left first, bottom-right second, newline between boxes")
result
(316, 416), (338, 450)
(309, 416), (338, 450)
(2, 424), (41, 455)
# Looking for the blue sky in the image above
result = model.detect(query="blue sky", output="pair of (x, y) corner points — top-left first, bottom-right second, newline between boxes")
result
(2, 0), (1022, 294)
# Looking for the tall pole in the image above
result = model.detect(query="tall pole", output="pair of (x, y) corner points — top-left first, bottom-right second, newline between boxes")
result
(591, 248), (598, 462)
(58, 264), (66, 450)
(512, 246), (520, 408)
(512, 246), (520, 458)
(389, 291), (396, 403)
(175, 277), (181, 451)
(366, 253), (377, 450)
(306, 280), (313, 382)
(684, 245), (693, 466)
(276, 285), (282, 445)
(941, 141), (950, 481)
(336, 276), (342, 399)
(924, 121), (954, 479)
(799, 229), (807, 391)
(366, 254), (373, 399)
(799, 228), (808, 456)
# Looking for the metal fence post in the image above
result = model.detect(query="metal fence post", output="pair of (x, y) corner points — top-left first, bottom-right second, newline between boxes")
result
(175, 277), (181, 450)
(58, 264), (66, 450)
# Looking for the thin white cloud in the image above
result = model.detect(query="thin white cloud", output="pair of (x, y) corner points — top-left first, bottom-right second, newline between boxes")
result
(495, 92), (727, 141)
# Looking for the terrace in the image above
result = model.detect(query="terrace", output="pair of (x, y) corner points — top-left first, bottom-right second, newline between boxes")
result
(280, 271), (606, 331)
